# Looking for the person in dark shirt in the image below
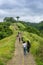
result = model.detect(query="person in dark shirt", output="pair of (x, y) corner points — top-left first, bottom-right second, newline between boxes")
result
(19, 37), (21, 42)
(27, 41), (31, 53)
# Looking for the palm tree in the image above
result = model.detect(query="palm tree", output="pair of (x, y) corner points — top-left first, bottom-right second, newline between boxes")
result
(16, 16), (20, 21)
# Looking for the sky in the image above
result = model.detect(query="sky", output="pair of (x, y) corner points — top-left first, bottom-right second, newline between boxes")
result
(0, 0), (43, 23)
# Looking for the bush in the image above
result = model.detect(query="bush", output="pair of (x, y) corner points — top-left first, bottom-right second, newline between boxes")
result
(0, 22), (13, 40)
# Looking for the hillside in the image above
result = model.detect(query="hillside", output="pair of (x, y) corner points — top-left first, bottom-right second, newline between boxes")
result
(17, 22), (43, 65)
(17, 21), (43, 37)
(0, 21), (43, 65)
(25, 21), (43, 37)
(0, 23), (18, 65)
(0, 22), (13, 40)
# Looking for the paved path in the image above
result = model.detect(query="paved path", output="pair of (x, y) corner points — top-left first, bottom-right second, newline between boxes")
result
(7, 37), (36, 65)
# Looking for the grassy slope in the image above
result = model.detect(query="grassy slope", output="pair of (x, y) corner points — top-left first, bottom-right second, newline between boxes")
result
(17, 22), (43, 65)
(0, 22), (43, 65)
(0, 23), (18, 65)
(22, 32), (43, 65)
(17, 22), (26, 31)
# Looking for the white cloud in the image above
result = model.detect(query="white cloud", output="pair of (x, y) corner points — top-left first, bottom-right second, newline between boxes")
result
(0, 0), (43, 22)
(20, 15), (43, 23)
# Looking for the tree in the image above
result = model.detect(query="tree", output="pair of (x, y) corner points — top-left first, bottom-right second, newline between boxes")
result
(0, 22), (13, 40)
(4, 17), (16, 23)
(16, 16), (20, 21)
(4, 17), (9, 22)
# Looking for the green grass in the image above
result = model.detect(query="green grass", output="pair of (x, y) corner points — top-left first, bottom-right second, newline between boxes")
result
(0, 22), (43, 65)
(16, 23), (26, 31)
(17, 23), (25, 28)
(22, 31), (43, 65)
(0, 24), (18, 65)
(16, 22), (43, 65)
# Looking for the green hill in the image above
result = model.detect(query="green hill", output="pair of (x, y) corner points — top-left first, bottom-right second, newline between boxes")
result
(0, 23), (18, 65)
(25, 21), (43, 37)
(17, 21), (43, 37)
(17, 22), (43, 65)
(0, 19), (43, 65)
(0, 22), (13, 40)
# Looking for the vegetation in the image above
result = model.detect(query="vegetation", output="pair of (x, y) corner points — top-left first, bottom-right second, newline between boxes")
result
(0, 22), (13, 40)
(0, 17), (17, 40)
(17, 22), (43, 65)
(0, 24), (18, 65)
(25, 21), (43, 37)
(16, 16), (20, 21)
(0, 17), (43, 65)
(17, 22), (26, 31)
(4, 17), (16, 23)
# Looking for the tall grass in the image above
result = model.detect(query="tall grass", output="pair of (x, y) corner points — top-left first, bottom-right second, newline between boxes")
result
(22, 31), (43, 65)
(16, 22), (43, 65)
(0, 24), (18, 65)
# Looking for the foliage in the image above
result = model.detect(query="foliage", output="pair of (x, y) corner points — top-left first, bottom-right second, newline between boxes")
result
(0, 24), (18, 65)
(25, 21), (43, 37)
(0, 22), (13, 40)
(22, 31), (43, 65)
(17, 22), (43, 65)
(17, 23), (26, 31)
(4, 17), (16, 23)
(16, 16), (20, 21)
(0, 20), (43, 65)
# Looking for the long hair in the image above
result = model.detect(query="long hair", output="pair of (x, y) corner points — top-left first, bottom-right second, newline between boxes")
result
(23, 41), (25, 43)
(27, 41), (31, 47)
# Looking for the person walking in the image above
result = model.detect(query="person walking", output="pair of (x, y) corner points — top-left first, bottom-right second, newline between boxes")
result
(27, 41), (31, 53)
(19, 37), (21, 42)
(22, 41), (27, 55)
(17, 32), (21, 42)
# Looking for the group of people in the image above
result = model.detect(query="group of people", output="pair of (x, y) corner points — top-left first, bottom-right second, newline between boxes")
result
(22, 40), (31, 55)
(17, 32), (31, 55)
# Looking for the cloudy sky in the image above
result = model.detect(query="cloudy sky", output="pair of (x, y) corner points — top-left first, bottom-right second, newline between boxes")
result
(0, 0), (43, 23)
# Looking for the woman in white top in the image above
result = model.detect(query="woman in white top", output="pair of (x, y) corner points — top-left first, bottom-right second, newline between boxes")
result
(22, 41), (27, 55)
